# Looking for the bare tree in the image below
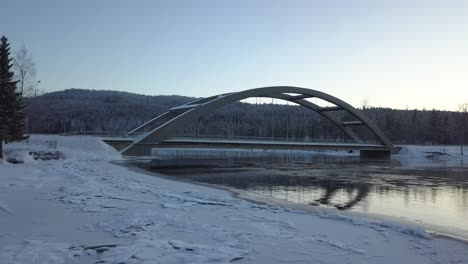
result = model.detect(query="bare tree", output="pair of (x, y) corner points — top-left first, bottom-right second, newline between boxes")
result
(460, 103), (468, 112)
(458, 102), (468, 155)
(13, 43), (37, 97)
(361, 97), (370, 109)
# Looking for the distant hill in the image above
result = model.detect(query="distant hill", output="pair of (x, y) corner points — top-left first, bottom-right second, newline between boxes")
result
(25, 89), (194, 134)
(24, 89), (468, 145)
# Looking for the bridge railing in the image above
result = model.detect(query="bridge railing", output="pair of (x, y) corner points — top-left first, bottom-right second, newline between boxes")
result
(61, 130), (146, 137)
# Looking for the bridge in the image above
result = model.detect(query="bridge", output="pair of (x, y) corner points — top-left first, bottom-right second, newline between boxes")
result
(105, 86), (398, 158)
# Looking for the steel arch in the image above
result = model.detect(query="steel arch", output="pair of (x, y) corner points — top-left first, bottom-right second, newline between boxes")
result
(122, 86), (397, 155)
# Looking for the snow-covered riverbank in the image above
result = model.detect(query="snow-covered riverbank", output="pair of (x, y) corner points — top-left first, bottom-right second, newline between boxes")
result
(1, 135), (468, 264)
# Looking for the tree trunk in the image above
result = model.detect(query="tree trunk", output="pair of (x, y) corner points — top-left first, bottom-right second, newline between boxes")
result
(0, 134), (3, 159)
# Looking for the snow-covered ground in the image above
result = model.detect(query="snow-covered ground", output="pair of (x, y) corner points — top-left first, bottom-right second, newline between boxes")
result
(1, 135), (468, 264)
(395, 144), (468, 167)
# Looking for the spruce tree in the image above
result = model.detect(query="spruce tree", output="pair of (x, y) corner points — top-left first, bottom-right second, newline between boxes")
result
(0, 36), (27, 159)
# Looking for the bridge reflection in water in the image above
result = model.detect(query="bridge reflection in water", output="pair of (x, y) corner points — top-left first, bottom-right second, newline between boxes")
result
(150, 150), (395, 210)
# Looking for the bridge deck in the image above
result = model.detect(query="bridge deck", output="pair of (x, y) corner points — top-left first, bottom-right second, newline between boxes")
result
(154, 139), (388, 151)
(103, 137), (389, 152)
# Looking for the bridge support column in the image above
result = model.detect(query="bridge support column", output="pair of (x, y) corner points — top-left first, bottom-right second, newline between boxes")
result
(360, 150), (391, 159)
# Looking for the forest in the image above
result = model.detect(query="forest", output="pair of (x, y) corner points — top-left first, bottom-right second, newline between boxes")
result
(24, 89), (468, 145)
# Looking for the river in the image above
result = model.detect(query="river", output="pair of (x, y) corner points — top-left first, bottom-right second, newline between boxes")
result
(145, 148), (468, 240)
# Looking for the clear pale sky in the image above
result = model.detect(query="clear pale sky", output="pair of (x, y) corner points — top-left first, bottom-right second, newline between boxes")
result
(3, 0), (468, 110)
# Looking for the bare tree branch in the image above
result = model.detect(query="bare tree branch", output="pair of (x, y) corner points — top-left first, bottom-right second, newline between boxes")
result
(459, 102), (468, 113)
(13, 43), (37, 97)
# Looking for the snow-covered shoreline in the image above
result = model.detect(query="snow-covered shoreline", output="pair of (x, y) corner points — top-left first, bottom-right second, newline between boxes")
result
(127, 160), (468, 244)
(1, 135), (468, 263)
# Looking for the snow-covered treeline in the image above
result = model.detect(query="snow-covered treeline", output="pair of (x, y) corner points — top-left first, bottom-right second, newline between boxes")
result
(24, 89), (468, 145)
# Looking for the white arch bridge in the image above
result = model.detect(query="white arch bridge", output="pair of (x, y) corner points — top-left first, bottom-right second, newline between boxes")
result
(104, 86), (398, 158)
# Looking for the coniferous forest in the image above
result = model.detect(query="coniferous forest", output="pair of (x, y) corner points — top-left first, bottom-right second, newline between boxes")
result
(25, 89), (468, 145)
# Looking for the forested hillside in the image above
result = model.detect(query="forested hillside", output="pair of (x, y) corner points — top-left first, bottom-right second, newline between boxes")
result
(25, 89), (193, 134)
(24, 89), (468, 145)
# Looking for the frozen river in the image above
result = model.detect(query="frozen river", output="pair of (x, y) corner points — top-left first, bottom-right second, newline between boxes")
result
(150, 148), (468, 240)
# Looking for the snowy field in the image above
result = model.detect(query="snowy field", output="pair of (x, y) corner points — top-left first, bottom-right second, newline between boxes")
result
(1, 135), (468, 264)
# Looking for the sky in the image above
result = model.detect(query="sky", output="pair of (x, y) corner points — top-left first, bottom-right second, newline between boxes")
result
(3, 0), (468, 110)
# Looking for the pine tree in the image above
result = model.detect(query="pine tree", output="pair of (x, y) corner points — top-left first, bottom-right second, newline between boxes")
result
(7, 88), (27, 142)
(0, 36), (27, 159)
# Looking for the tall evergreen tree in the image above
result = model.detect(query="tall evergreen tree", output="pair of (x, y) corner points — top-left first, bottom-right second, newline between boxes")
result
(0, 36), (27, 159)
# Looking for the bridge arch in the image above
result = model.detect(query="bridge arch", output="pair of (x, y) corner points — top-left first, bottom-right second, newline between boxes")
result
(121, 86), (397, 156)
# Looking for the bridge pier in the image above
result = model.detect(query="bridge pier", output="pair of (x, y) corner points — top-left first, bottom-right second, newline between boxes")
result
(360, 150), (391, 159)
